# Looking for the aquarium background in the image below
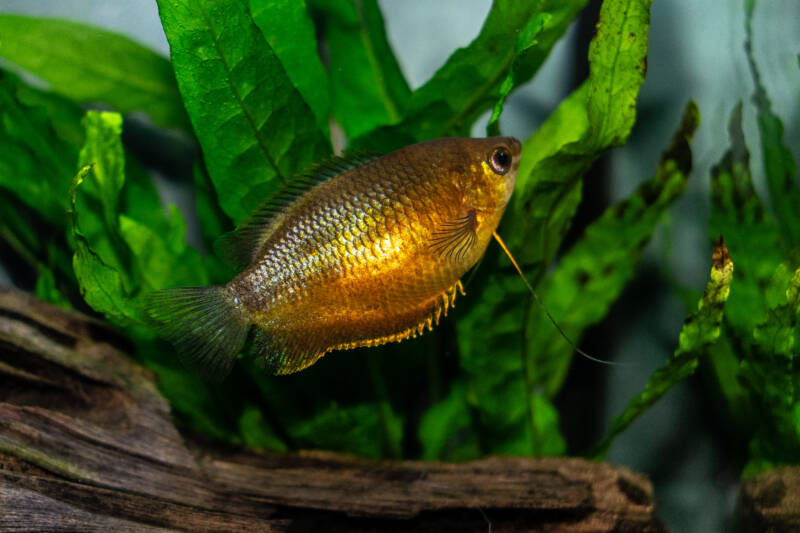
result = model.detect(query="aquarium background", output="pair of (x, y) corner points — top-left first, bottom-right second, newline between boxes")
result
(1, 1), (799, 531)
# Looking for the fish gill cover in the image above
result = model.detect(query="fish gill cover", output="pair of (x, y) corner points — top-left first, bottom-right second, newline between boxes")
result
(0, 0), (797, 483)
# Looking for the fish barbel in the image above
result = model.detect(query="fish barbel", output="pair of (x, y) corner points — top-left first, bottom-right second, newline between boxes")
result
(146, 136), (521, 377)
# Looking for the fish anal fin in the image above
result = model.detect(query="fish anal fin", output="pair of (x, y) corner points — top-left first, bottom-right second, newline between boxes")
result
(214, 151), (382, 269)
(250, 326), (326, 376)
(430, 211), (479, 263)
(248, 281), (465, 376)
(333, 280), (466, 351)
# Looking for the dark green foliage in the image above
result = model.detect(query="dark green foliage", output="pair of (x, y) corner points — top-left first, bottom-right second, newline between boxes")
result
(0, 0), (797, 486)
(156, 0), (331, 224)
(592, 236), (733, 458)
(0, 15), (190, 132)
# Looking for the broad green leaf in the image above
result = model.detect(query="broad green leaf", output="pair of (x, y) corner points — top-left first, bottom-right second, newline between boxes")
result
(0, 70), (80, 225)
(157, 0), (331, 224)
(592, 238), (734, 457)
(740, 265), (800, 476)
(355, 0), (588, 150)
(310, 0), (409, 140)
(250, 0), (330, 132)
(486, 13), (551, 137)
(526, 101), (699, 399)
(0, 15), (190, 132)
(744, 0), (800, 246)
(449, 0), (653, 456)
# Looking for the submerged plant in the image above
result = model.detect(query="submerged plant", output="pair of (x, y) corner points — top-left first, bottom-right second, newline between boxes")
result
(0, 0), (797, 486)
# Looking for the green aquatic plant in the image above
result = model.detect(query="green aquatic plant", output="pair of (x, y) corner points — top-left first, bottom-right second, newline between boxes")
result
(0, 0), (797, 481)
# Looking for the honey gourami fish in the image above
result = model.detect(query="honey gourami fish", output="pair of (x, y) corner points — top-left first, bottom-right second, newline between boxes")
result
(145, 137), (521, 377)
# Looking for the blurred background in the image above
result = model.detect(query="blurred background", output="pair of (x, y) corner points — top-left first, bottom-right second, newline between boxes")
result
(1, 1), (798, 530)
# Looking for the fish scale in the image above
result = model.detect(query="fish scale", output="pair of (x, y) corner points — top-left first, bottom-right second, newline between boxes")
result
(146, 136), (521, 377)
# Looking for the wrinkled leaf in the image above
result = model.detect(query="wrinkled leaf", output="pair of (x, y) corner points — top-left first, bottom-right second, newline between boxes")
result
(486, 13), (551, 137)
(709, 103), (781, 336)
(526, 101), (698, 399)
(250, 0), (330, 132)
(70, 164), (134, 325)
(157, 0), (331, 224)
(310, 0), (409, 140)
(741, 265), (800, 476)
(584, 0), (651, 149)
(355, 0), (588, 150)
(592, 238), (734, 457)
(448, 0), (654, 456)
(707, 102), (781, 447)
(0, 15), (190, 132)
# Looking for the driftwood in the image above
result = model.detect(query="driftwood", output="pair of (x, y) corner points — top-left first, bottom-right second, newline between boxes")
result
(738, 467), (800, 532)
(0, 287), (663, 532)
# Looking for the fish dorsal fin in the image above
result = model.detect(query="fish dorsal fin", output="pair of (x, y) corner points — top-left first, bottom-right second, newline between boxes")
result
(215, 151), (382, 269)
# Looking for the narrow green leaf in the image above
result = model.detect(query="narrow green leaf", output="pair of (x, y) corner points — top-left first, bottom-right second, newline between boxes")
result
(73, 110), (208, 325)
(744, 0), (800, 246)
(709, 103), (782, 336)
(310, 0), (409, 140)
(486, 14), (551, 137)
(355, 0), (588, 150)
(79, 112), (125, 232)
(0, 15), (190, 132)
(157, 0), (331, 224)
(707, 102), (780, 441)
(512, 0), (653, 266)
(70, 164), (134, 326)
(250, 0), (331, 132)
(451, 0), (654, 456)
(740, 265), (800, 476)
(592, 238), (734, 457)
(584, 0), (652, 149)
(526, 102), (699, 399)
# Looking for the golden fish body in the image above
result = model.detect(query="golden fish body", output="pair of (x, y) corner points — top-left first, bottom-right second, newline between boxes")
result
(147, 137), (521, 376)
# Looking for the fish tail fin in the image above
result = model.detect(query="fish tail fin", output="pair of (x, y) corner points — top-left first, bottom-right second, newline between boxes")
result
(143, 285), (250, 380)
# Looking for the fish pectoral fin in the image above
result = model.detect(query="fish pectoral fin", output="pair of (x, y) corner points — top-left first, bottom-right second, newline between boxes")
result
(430, 211), (478, 263)
(249, 326), (325, 375)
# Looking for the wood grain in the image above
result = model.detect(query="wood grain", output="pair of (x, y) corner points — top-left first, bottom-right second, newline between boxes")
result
(0, 288), (663, 532)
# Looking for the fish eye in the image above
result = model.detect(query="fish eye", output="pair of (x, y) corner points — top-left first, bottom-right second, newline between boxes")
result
(488, 147), (512, 175)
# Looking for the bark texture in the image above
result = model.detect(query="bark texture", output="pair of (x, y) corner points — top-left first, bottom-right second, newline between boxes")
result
(739, 467), (800, 532)
(0, 288), (663, 532)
